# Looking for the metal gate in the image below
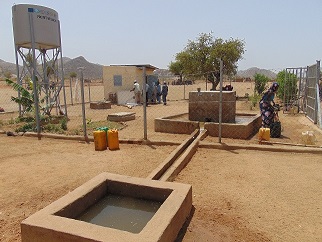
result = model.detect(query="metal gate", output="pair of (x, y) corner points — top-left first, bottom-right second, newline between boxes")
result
(284, 67), (307, 113)
(306, 61), (320, 124)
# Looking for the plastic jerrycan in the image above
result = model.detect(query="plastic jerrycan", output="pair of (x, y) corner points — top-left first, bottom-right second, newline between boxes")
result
(93, 130), (107, 151)
(108, 129), (119, 150)
(97, 127), (109, 145)
(258, 128), (270, 141)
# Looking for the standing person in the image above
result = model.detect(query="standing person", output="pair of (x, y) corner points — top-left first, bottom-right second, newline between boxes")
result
(145, 81), (150, 105)
(130, 80), (141, 104)
(156, 81), (161, 104)
(151, 82), (157, 103)
(259, 82), (279, 127)
(161, 81), (168, 105)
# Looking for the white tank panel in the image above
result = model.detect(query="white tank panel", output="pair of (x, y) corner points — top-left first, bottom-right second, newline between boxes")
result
(12, 4), (60, 49)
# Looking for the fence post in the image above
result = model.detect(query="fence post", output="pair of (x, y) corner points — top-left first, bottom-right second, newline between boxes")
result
(218, 58), (223, 143)
(79, 67), (89, 142)
(70, 78), (73, 105)
(88, 80), (91, 103)
(143, 67), (147, 140)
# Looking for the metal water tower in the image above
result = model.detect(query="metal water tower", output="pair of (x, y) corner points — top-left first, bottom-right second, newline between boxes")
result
(12, 4), (67, 133)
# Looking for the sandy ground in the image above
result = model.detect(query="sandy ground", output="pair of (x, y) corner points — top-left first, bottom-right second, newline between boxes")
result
(1, 80), (322, 241)
(1, 134), (322, 242)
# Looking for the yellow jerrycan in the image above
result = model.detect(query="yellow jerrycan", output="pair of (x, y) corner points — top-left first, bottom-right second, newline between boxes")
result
(108, 129), (119, 150)
(93, 130), (107, 151)
(258, 127), (270, 141)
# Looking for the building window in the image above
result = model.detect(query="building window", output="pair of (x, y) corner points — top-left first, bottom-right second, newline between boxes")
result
(114, 75), (122, 86)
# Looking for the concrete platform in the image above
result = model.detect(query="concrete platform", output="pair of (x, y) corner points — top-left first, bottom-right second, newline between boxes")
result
(108, 112), (135, 122)
(90, 101), (111, 109)
(21, 172), (192, 242)
(204, 113), (262, 139)
(155, 113), (199, 134)
(155, 113), (261, 139)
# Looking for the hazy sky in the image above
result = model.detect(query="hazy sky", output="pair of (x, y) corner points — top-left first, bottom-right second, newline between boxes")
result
(1, 0), (322, 72)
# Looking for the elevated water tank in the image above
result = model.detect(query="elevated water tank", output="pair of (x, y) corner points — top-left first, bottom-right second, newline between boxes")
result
(12, 4), (60, 50)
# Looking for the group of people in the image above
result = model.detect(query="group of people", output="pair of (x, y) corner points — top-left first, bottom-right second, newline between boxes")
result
(131, 80), (168, 105)
(133, 79), (280, 127)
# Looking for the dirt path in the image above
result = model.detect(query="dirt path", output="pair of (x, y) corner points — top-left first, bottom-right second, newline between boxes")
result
(1, 134), (322, 242)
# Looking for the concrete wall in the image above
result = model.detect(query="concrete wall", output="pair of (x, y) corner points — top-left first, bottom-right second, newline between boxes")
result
(189, 91), (236, 123)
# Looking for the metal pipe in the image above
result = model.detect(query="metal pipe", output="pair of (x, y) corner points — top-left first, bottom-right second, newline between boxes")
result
(298, 68), (303, 112)
(58, 21), (68, 117)
(70, 78), (73, 105)
(29, 11), (41, 138)
(88, 80), (91, 103)
(79, 68), (89, 142)
(143, 67), (147, 140)
(218, 59), (223, 143)
(14, 45), (22, 116)
(42, 50), (49, 113)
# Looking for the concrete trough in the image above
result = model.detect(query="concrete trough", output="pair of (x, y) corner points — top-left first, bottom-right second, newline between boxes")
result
(21, 172), (192, 242)
(204, 113), (262, 139)
(155, 113), (261, 139)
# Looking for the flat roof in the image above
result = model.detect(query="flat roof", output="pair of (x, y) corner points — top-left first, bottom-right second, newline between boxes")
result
(110, 64), (158, 70)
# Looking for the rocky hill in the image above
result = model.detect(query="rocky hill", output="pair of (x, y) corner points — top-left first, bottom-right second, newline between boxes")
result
(1, 57), (276, 81)
(63, 56), (103, 80)
(0, 59), (17, 77)
(0, 56), (103, 80)
(236, 67), (277, 79)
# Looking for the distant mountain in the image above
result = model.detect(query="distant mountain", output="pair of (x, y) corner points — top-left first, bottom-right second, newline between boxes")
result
(0, 56), (103, 80)
(236, 67), (277, 79)
(63, 56), (102, 80)
(0, 59), (17, 77)
(1, 58), (276, 81)
(61, 57), (72, 65)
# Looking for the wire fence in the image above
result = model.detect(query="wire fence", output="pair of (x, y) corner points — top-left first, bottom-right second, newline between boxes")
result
(1, 65), (322, 148)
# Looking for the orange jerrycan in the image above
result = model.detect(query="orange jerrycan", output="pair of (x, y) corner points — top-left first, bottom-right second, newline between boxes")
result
(93, 130), (107, 151)
(108, 129), (119, 150)
(258, 128), (270, 141)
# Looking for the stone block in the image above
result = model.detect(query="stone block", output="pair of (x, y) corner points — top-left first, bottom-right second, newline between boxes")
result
(90, 101), (111, 109)
(108, 112), (135, 122)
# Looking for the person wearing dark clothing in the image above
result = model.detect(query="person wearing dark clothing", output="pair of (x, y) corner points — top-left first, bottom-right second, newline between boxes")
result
(259, 82), (279, 127)
(145, 82), (149, 105)
(156, 81), (161, 104)
(161, 81), (168, 105)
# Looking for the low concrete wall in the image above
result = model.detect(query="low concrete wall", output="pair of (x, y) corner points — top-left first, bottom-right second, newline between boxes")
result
(21, 173), (192, 242)
(155, 113), (261, 139)
(205, 113), (261, 139)
(155, 113), (199, 134)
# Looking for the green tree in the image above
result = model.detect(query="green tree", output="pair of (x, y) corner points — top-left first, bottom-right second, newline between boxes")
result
(169, 33), (245, 90)
(69, 72), (77, 79)
(276, 70), (298, 103)
(254, 73), (269, 95)
(168, 60), (184, 83)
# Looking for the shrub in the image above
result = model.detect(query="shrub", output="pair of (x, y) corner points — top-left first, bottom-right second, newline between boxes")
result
(254, 73), (269, 95)
(276, 70), (298, 103)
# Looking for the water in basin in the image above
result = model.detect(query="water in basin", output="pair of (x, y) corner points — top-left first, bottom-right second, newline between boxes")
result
(77, 194), (162, 233)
